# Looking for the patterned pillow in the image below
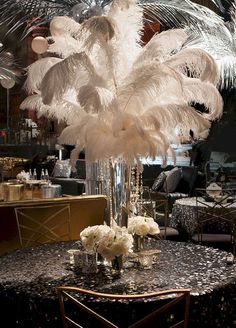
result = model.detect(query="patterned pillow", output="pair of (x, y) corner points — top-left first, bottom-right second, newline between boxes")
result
(163, 167), (182, 193)
(151, 171), (167, 191)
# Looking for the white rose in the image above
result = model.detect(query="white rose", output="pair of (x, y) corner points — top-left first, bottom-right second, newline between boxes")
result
(149, 223), (160, 235)
(135, 222), (149, 236)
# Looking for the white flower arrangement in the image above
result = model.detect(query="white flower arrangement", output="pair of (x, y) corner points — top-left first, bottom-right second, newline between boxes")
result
(80, 224), (134, 261)
(128, 216), (160, 237)
(97, 225), (134, 261)
(80, 224), (111, 251)
(16, 170), (30, 182)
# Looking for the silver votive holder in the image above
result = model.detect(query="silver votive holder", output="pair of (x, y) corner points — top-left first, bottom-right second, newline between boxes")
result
(67, 249), (98, 273)
(137, 249), (161, 269)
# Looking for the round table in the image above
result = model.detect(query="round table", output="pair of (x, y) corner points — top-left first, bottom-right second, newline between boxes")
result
(170, 197), (236, 238)
(0, 240), (236, 327)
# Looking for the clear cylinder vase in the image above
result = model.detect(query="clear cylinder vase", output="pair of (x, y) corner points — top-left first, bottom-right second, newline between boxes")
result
(109, 160), (132, 228)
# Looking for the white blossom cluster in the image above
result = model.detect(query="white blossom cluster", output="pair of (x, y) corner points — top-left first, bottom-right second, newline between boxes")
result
(128, 216), (160, 237)
(16, 170), (30, 182)
(80, 224), (133, 261)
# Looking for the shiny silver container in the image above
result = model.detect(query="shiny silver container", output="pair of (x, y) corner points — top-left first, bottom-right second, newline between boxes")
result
(41, 184), (62, 198)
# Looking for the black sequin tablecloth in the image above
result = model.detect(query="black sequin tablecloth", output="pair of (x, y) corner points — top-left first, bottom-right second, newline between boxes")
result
(0, 240), (236, 327)
(170, 197), (236, 238)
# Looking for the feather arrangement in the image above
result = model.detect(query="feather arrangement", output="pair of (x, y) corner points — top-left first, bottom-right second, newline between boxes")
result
(1, 0), (236, 88)
(19, 0), (225, 167)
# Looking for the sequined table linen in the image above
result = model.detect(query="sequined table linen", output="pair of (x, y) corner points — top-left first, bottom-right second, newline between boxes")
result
(170, 197), (236, 238)
(0, 240), (236, 327)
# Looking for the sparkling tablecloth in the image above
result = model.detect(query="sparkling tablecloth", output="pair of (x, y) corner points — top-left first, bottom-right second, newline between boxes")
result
(0, 240), (236, 327)
(170, 197), (236, 238)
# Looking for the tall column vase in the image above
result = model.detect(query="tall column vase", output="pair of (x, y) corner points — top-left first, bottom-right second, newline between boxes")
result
(109, 159), (132, 228)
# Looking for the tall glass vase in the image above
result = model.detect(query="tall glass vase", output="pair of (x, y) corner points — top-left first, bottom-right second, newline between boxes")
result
(109, 159), (132, 228)
(85, 158), (135, 228)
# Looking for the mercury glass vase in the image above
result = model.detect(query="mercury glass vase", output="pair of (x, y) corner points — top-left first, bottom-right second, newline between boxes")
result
(85, 158), (133, 228)
(86, 159), (131, 226)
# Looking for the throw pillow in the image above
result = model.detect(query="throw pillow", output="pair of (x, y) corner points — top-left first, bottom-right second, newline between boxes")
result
(163, 167), (182, 193)
(52, 159), (71, 178)
(151, 171), (167, 191)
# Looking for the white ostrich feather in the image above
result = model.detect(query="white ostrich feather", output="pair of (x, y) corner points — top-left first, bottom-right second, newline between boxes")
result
(81, 16), (117, 84)
(141, 0), (224, 31)
(182, 77), (223, 120)
(107, 0), (143, 83)
(82, 16), (116, 44)
(135, 28), (189, 65)
(24, 57), (62, 94)
(70, 147), (83, 168)
(20, 94), (45, 111)
(47, 35), (83, 58)
(59, 104), (206, 163)
(117, 62), (184, 114)
(145, 104), (211, 141)
(108, 0), (143, 51)
(50, 16), (82, 37)
(57, 99), (87, 124)
(165, 48), (220, 85)
(217, 55), (236, 90)
(20, 94), (85, 124)
(182, 10), (236, 90)
(58, 122), (87, 146)
(77, 85), (115, 113)
(41, 52), (106, 105)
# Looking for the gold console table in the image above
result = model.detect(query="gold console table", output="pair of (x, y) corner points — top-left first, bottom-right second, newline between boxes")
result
(0, 195), (107, 255)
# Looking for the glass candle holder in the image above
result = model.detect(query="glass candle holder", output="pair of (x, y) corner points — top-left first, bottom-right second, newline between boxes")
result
(137, 249), (161, 269)
(67, 249), (83, 269)
(68, 249), (98, 273)
(82, 250), (98, 273)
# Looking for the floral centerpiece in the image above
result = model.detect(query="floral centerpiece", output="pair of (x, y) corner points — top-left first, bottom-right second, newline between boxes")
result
(128, 216), (160, 251)
(80, 224), (133, 274)
(80, 224), (111, 252)
(97, 225), (133, 262)
(128, 216), (160, 237)
(80, 224), (133, 261)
